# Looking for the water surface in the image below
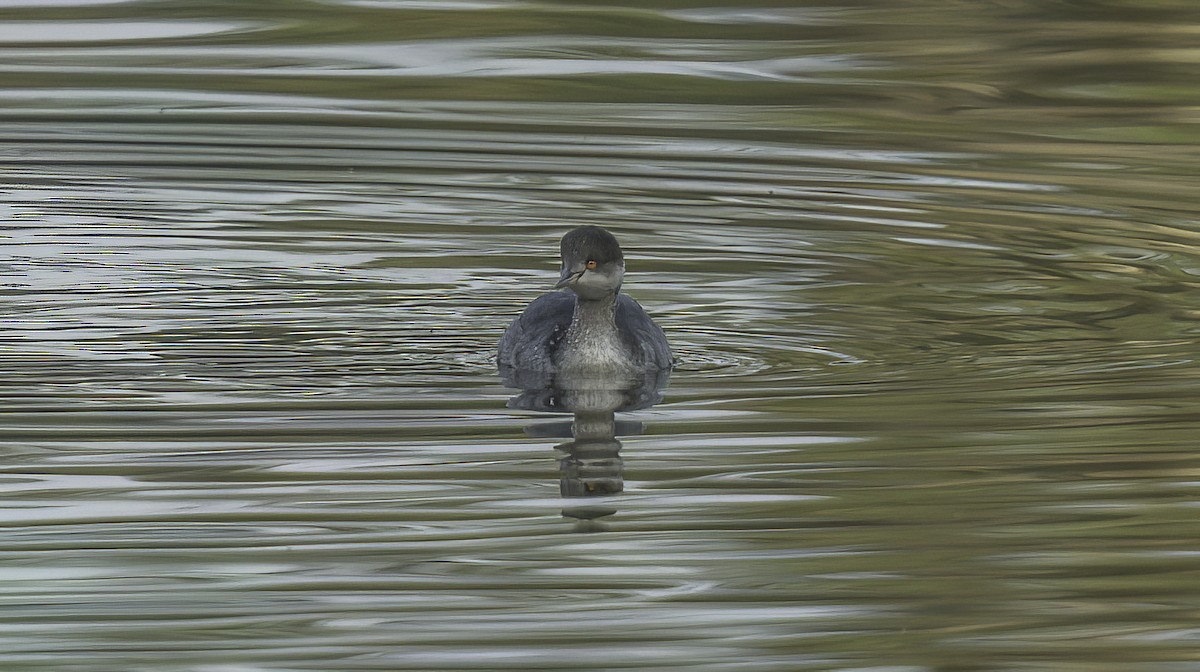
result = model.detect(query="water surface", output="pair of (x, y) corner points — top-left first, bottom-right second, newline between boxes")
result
(3, 1), (1200, 670)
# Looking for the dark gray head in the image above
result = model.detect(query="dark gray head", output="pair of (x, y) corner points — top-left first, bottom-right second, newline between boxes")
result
(554, 225), (626, 301)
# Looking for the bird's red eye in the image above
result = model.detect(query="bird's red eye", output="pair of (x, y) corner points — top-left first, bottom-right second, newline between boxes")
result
(585, 260), (598, 270)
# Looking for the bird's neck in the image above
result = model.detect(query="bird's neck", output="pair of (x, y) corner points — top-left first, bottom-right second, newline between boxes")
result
(559, 294), (629, 370)
(572, 293), (617, 325)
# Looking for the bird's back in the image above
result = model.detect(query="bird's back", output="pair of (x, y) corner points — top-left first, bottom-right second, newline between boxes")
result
(497, 290), (575, 371)
(615, 294), (673, 370)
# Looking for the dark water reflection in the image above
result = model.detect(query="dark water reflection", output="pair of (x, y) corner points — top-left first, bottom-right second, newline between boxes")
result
(3, 1), (1200, 670)
(503, 365), (671, 524)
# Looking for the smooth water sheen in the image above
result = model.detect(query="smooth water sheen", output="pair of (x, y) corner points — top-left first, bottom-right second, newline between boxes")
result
(3, 1), (1200, 670)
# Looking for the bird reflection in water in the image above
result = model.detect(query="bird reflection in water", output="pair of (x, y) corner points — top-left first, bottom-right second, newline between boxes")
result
(501, 366), (670, 530)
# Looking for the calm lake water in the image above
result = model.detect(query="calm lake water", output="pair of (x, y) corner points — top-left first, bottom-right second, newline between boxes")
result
(3, 1), (1200, 670)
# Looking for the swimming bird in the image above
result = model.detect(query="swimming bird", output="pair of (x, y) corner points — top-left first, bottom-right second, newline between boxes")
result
(498, 226), (672, 374)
